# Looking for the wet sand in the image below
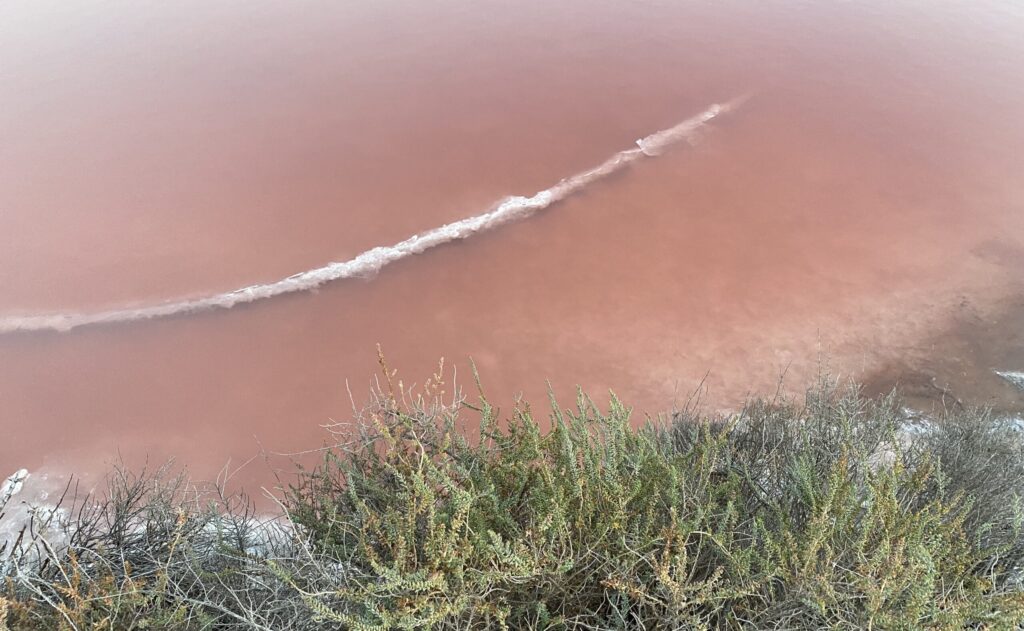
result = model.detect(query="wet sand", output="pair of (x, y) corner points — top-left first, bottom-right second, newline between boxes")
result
(1, 0), (1024, 492)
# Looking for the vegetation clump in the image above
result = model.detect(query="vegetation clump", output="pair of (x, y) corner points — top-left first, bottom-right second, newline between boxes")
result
(3, 371), (1024, 629)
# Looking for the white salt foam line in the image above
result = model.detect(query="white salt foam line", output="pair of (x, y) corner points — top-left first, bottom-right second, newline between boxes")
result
(0, 98), (744, 334)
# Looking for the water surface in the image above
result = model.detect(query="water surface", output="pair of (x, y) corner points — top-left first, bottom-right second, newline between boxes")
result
(2, 0), (1023, 488)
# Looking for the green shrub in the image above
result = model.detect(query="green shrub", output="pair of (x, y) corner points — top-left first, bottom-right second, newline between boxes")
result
(4, 371), (1024, 629)
(280, 378), (1024, 629)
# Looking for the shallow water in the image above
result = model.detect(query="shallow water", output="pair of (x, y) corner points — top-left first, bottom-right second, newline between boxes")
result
(2, 0), (1023, 488)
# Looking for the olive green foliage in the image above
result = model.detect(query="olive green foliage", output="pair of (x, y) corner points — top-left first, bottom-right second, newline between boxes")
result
(3, 372), (1024, 630)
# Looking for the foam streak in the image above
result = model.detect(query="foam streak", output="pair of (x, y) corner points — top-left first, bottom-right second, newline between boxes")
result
(0, 99), (741, 334)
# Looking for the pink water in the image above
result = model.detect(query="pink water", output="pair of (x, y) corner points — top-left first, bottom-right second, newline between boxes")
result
(2, 0), (1023, 488)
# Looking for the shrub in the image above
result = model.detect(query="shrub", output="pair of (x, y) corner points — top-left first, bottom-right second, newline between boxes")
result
(3, 371), (1024, 629)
